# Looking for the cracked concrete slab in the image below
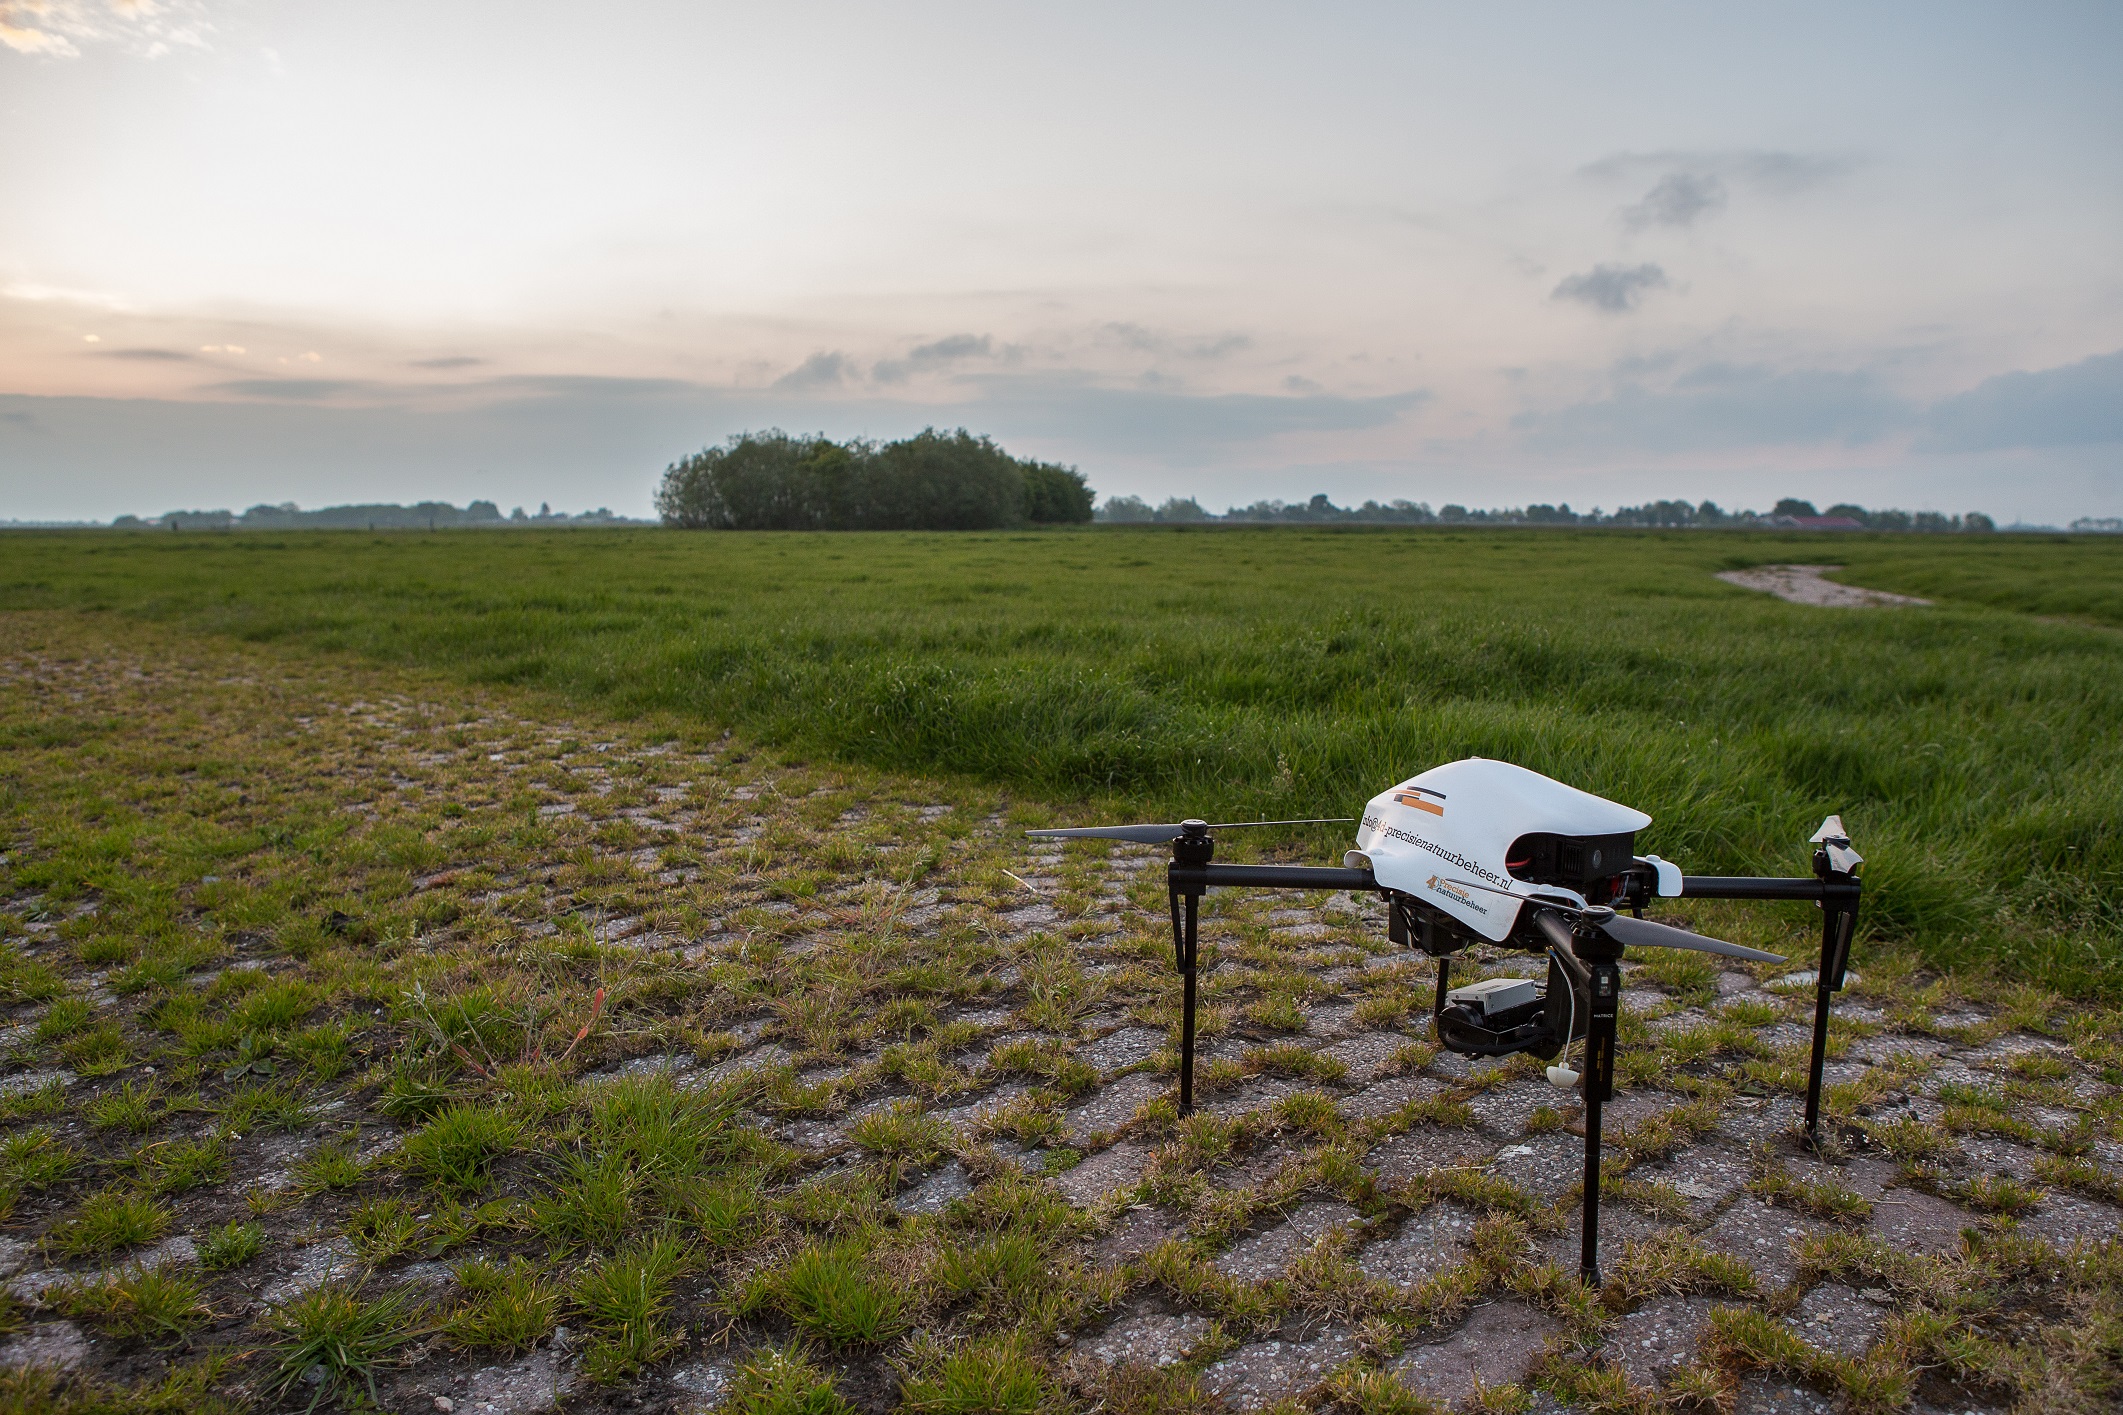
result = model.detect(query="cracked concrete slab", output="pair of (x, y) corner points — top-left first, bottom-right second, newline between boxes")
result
(1392, 1301), (1562, 1403)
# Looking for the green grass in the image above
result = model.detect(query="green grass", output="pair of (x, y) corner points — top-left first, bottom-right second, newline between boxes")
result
(3, 526), (2119, 989)
(0, 586), (2116, 1413)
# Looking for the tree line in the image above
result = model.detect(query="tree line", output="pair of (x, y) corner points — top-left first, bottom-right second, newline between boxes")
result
(110, 502), (640, 531)
(1099, 492), (1997, 532)
(656, 429), (1094, 530)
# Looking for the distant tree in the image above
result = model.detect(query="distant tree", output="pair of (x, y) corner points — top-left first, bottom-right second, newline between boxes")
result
(466, 500), (502, 522)
(656, 430), (838, 529)
(1772, 498), (1819, 518)
(864, 428), (1025, 530)
(1439, 504), (1469, 523)
(1022, 462), (1095, 523)
(658, 427), (1081, 531)
(1098, 495), (1154, 523)
(1156, 497), (1210, 522)
(1965, 511), (1996, 533)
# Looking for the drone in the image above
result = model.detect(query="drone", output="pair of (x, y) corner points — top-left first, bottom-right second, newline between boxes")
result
(1028, 757), (1863, 1284)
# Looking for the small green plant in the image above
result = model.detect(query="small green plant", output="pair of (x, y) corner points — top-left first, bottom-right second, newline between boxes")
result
(401, 1103), (522, 1192)
(293, 1136), (367, 1193)
(86, 1081), (159, 1134)
(527, 1150), (637, 1251)
(376, 1066), (459, 1122)
(217, 1080), (316, 1133)
(266, 1282), (424, 1411)
(724, 1345), (857, 1415)
(139, 1136), (228, 1196)
(54, 1188), (172, 1257)
(847, 1100), (950, 1171)
(77, 934), (137, 966)
(345, 1196), (423, 1263)
(0, 1126), (77, 1194)
(61, 1265), (211, 1341)
(1243, 991), (1307, 1032)
(930, 1233), (1047, 1321)
(1750, 1167), (1872, 1222)
(572, 1236), (690, 1382)
(771, 1240), (906, 1346)
(687, 1177), (765, 1248)
(1326, 1366), (1442, 1415)
(199, 1221), (266, 1270)
(898, 1334), (1050, 1415)
(34, 995), (92, 1043)
(443, 1257), (560, 1352)
(59, 1023), (129, 1077)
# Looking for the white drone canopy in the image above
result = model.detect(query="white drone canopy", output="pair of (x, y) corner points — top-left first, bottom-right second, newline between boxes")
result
(1347, 758), (1650, 942)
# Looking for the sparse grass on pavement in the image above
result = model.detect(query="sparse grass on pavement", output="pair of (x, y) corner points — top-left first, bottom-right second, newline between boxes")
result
(0, 610), (2115, 1413)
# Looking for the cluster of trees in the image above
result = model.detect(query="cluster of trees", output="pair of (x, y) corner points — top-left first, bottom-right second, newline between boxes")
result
(112, 502), (639, 531)
(656, 429), (1094, 531)
(1097, 492), (1997, 532)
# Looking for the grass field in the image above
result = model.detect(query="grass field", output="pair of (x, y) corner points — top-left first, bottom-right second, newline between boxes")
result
(6, 527), (2120, 993)
(0, 563), (2119, 1412)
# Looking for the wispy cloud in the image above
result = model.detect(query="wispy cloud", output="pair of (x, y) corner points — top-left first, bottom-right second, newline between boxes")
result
(1621, 172), (1727, 230)
(773, 351), (855, 390)
(93, 346), (195, 361)
(1582, 149), (1853, 195)
(1551, 263), (1669, 312)
(0, 0), (211, 58)
(409, 355), (486, 370)
(872, 333), (995, 383)
(1098, 323), (1251, 360)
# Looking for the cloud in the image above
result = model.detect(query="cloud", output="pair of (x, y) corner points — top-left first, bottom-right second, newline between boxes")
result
(1551, 263), (1669, 312)
(1921, 348), (2123, 451)
(773, 351), (855, 390)
(1582, 149), (1852, 196)
(409, 356), (487, 369)
(1513, 362), (1909, 454)
(1622, 172), (1727, 230)
(210, 378), (378, 400)
(1099, 323), (1251, 360)
(873, 333), (994, 383)
(908, 333), (991, 363)
(0, 0), (210, 58)
(94, 347), (195, 361)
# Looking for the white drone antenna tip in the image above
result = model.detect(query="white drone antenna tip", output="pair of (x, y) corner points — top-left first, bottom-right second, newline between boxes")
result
(1546, 1064), (1580, 1089)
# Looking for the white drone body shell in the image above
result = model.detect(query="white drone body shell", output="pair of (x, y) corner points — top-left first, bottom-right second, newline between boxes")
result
(1347, 758), (1651, 942)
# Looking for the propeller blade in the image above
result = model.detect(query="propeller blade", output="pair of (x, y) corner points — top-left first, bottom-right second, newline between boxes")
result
(1024, 824), (1191, 843)
(1206, 817), (1356, 831)
(1025, 817), (1353, 845)
(1600, 913), (1786, 964)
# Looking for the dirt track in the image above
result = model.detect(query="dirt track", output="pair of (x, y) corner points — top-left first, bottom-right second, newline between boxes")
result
(1715, 566), (1932, 608)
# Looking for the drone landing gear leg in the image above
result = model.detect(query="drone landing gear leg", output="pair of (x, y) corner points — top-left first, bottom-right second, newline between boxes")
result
(1802, 901), (1857, 1147)
(1578, 958), (1620, 1287)
(1168, 883), (1203, 1118)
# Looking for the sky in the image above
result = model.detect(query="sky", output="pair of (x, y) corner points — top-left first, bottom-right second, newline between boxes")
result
(2, 1), (2119, 522)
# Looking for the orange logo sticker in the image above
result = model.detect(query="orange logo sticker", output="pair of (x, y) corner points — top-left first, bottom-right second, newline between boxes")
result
(1393, 789), (1445, 817)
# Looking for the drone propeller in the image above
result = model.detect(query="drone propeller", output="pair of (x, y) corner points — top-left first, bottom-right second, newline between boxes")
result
(1026, 817), (1354, 845)
(1449, 879), (1786, 964)
(1599, 911), (1786, 963)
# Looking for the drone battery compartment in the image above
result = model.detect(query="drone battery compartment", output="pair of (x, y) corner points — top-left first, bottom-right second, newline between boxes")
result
(1506, 830), (1637, 889)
